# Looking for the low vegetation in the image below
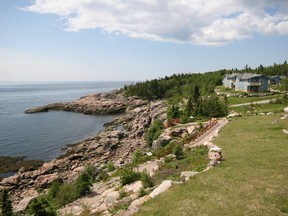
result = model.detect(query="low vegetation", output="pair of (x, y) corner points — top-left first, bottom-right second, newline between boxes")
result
(26, 165), (97, 215)
(137, 113), (288, 216)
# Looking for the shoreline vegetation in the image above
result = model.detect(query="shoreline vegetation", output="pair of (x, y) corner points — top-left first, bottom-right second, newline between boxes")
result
(1, 61), (288, 215)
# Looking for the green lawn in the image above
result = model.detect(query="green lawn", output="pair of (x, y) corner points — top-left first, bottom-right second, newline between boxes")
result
(227, 95), (281, 105)
(230, 103), (287, 115)
(136, 114), (288, 216)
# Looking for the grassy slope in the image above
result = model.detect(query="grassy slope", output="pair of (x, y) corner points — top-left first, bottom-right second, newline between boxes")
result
(227, 95), (281, 105)
(137, 114), (288, 216)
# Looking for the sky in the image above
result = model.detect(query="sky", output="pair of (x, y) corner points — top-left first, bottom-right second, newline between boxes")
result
(0, 0), (288, 81)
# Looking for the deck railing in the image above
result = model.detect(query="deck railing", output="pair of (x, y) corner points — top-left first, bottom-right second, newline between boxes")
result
(157, 118), (218, 159)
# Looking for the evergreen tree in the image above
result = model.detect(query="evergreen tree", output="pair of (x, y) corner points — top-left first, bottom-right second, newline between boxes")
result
(185, 96), (193, 117)
(192, 85), (200, 103)
(1, 189), (13, 216)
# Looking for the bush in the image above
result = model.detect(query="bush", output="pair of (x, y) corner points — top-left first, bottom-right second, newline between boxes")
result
(107, 162), (116, 172)
(138, 187), (148, 198)
(26, 195), (56, 216)
(146, 120), (163, 147)
(164, 156), (173, 163)
(120, 168), (141, 186)
(133, 149), (143, 165)
(118, 189), (128, 200)
(27, 166), (97, 213)
(173, 144), (184, 160)
(1, 189), (13, 216)
(140, 172), (154, 188)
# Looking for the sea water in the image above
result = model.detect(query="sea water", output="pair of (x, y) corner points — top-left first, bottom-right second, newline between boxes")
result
(0, 81), (130, 161)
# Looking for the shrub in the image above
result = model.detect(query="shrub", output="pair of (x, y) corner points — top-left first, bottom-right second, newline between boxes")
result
(120, 168), (141, 186)
(140, 172), (154, 188)
(27, 166), (97, 213)
(107, 162), (116, 172)
(133, 149), (143, 165)
(26, 195), (56, 216)
(164, 156), (173, 163)
(146, 119), (163, 147)
(173, 144), (184, 160)
(118, 189), (128, 200)
(95, 171), (109, 182)
(1, 189), (13, 216)
(138, 187), (148, 198)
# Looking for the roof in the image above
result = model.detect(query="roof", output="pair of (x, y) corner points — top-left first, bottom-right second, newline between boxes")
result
(225, 73), (266, 80)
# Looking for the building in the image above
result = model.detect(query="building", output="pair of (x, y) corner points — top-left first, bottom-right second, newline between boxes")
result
(269, 75), (287, 85)
(223, 73), (269, 92)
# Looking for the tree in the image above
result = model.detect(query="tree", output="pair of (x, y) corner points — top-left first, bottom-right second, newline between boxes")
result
(1, 189), (13, 216)
(192, 85), (200, 103)
(280, 79), (288, 91)
(174, 144), (184, 160)
(185, 96), (193, 117)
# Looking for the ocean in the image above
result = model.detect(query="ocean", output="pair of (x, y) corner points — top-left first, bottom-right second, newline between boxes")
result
(0, 81), (130, 161)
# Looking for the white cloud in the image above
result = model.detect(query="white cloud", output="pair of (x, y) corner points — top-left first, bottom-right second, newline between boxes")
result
(23, 0), (288, 46)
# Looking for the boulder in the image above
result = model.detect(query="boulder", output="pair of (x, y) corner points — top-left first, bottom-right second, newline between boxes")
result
(209, 147), (222, 152)
(187, 126), (196, 134)
(283, 129), (288, 135)
(152, 135), (171, 149)
(104, 191), (119, 207)
(1, 175), (21, 186)
(123, 181), (142, 193)
(180, 171), (199, 181)
(14, 194), (38, 212)
(38, 162), (57, 175)
(115, 210), (134, 216)
(127, 195), (151, 212)
(284, 107), (288, 112)
(227, 112), (240, 118)
(149, 180), (172, 198)
(35, 173), (59, 188)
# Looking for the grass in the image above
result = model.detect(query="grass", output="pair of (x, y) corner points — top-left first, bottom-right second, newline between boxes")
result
(136, 113), (288, 216)
(230, 103), (287, 115)
(227, 95), (281, 105)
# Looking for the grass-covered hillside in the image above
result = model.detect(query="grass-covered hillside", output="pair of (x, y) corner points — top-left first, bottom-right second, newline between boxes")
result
(136, 113), (288, 216)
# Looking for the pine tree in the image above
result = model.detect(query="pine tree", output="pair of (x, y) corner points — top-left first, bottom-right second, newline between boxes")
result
(192, 85), (200, 103)
(1, 189), (13, 216)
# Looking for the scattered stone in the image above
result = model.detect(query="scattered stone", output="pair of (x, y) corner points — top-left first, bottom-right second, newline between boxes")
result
(149, 180), (172, 198)
(209, 147), (222, 152)
(123, 181), (142, 193)
(146, 152), (153, 157)
(127, 195), (151, 213)
(180, 171), (199, 181)
(227, 112), (240, 118)
(1, 175), (21, 186)
(115, 210), (134, 216)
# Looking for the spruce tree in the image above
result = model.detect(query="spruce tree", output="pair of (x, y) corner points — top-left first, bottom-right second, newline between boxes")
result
(1, 189), (13, 216)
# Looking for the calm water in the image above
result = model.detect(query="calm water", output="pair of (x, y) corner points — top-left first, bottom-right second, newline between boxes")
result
(0, 81), (130, 161)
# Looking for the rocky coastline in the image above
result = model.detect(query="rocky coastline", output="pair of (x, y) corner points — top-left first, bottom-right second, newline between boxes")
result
(0, 90), (167, 213)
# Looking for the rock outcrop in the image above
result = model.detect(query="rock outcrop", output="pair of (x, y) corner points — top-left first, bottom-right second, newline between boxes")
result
(25, 91), (149, 115)
(0, 93), (167, 213)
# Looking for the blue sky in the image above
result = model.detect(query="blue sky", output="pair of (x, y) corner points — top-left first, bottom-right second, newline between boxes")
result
(1, 0), (288, 81)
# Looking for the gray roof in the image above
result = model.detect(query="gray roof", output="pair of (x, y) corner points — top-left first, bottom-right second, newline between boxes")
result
(225, 73), (269, 80)
(240, 73), (262, 80)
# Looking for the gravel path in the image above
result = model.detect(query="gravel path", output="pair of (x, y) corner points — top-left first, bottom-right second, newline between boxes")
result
(229, 99), (272, 107)
(185, 118), (229, 148)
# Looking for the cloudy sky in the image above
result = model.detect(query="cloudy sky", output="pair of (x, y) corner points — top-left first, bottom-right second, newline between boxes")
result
(1, 0), (288, 81)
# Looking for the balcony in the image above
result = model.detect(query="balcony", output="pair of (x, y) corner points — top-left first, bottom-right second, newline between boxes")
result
(247, 82), (261, 86)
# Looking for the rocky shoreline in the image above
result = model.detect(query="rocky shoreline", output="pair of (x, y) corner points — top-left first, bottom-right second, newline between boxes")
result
(0, 90), (167, 213)
(25, 90), (148, 115)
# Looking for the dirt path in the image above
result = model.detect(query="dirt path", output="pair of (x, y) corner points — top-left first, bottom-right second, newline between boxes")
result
(229, 99), (271, 107)
(185, 118), (229, 148)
